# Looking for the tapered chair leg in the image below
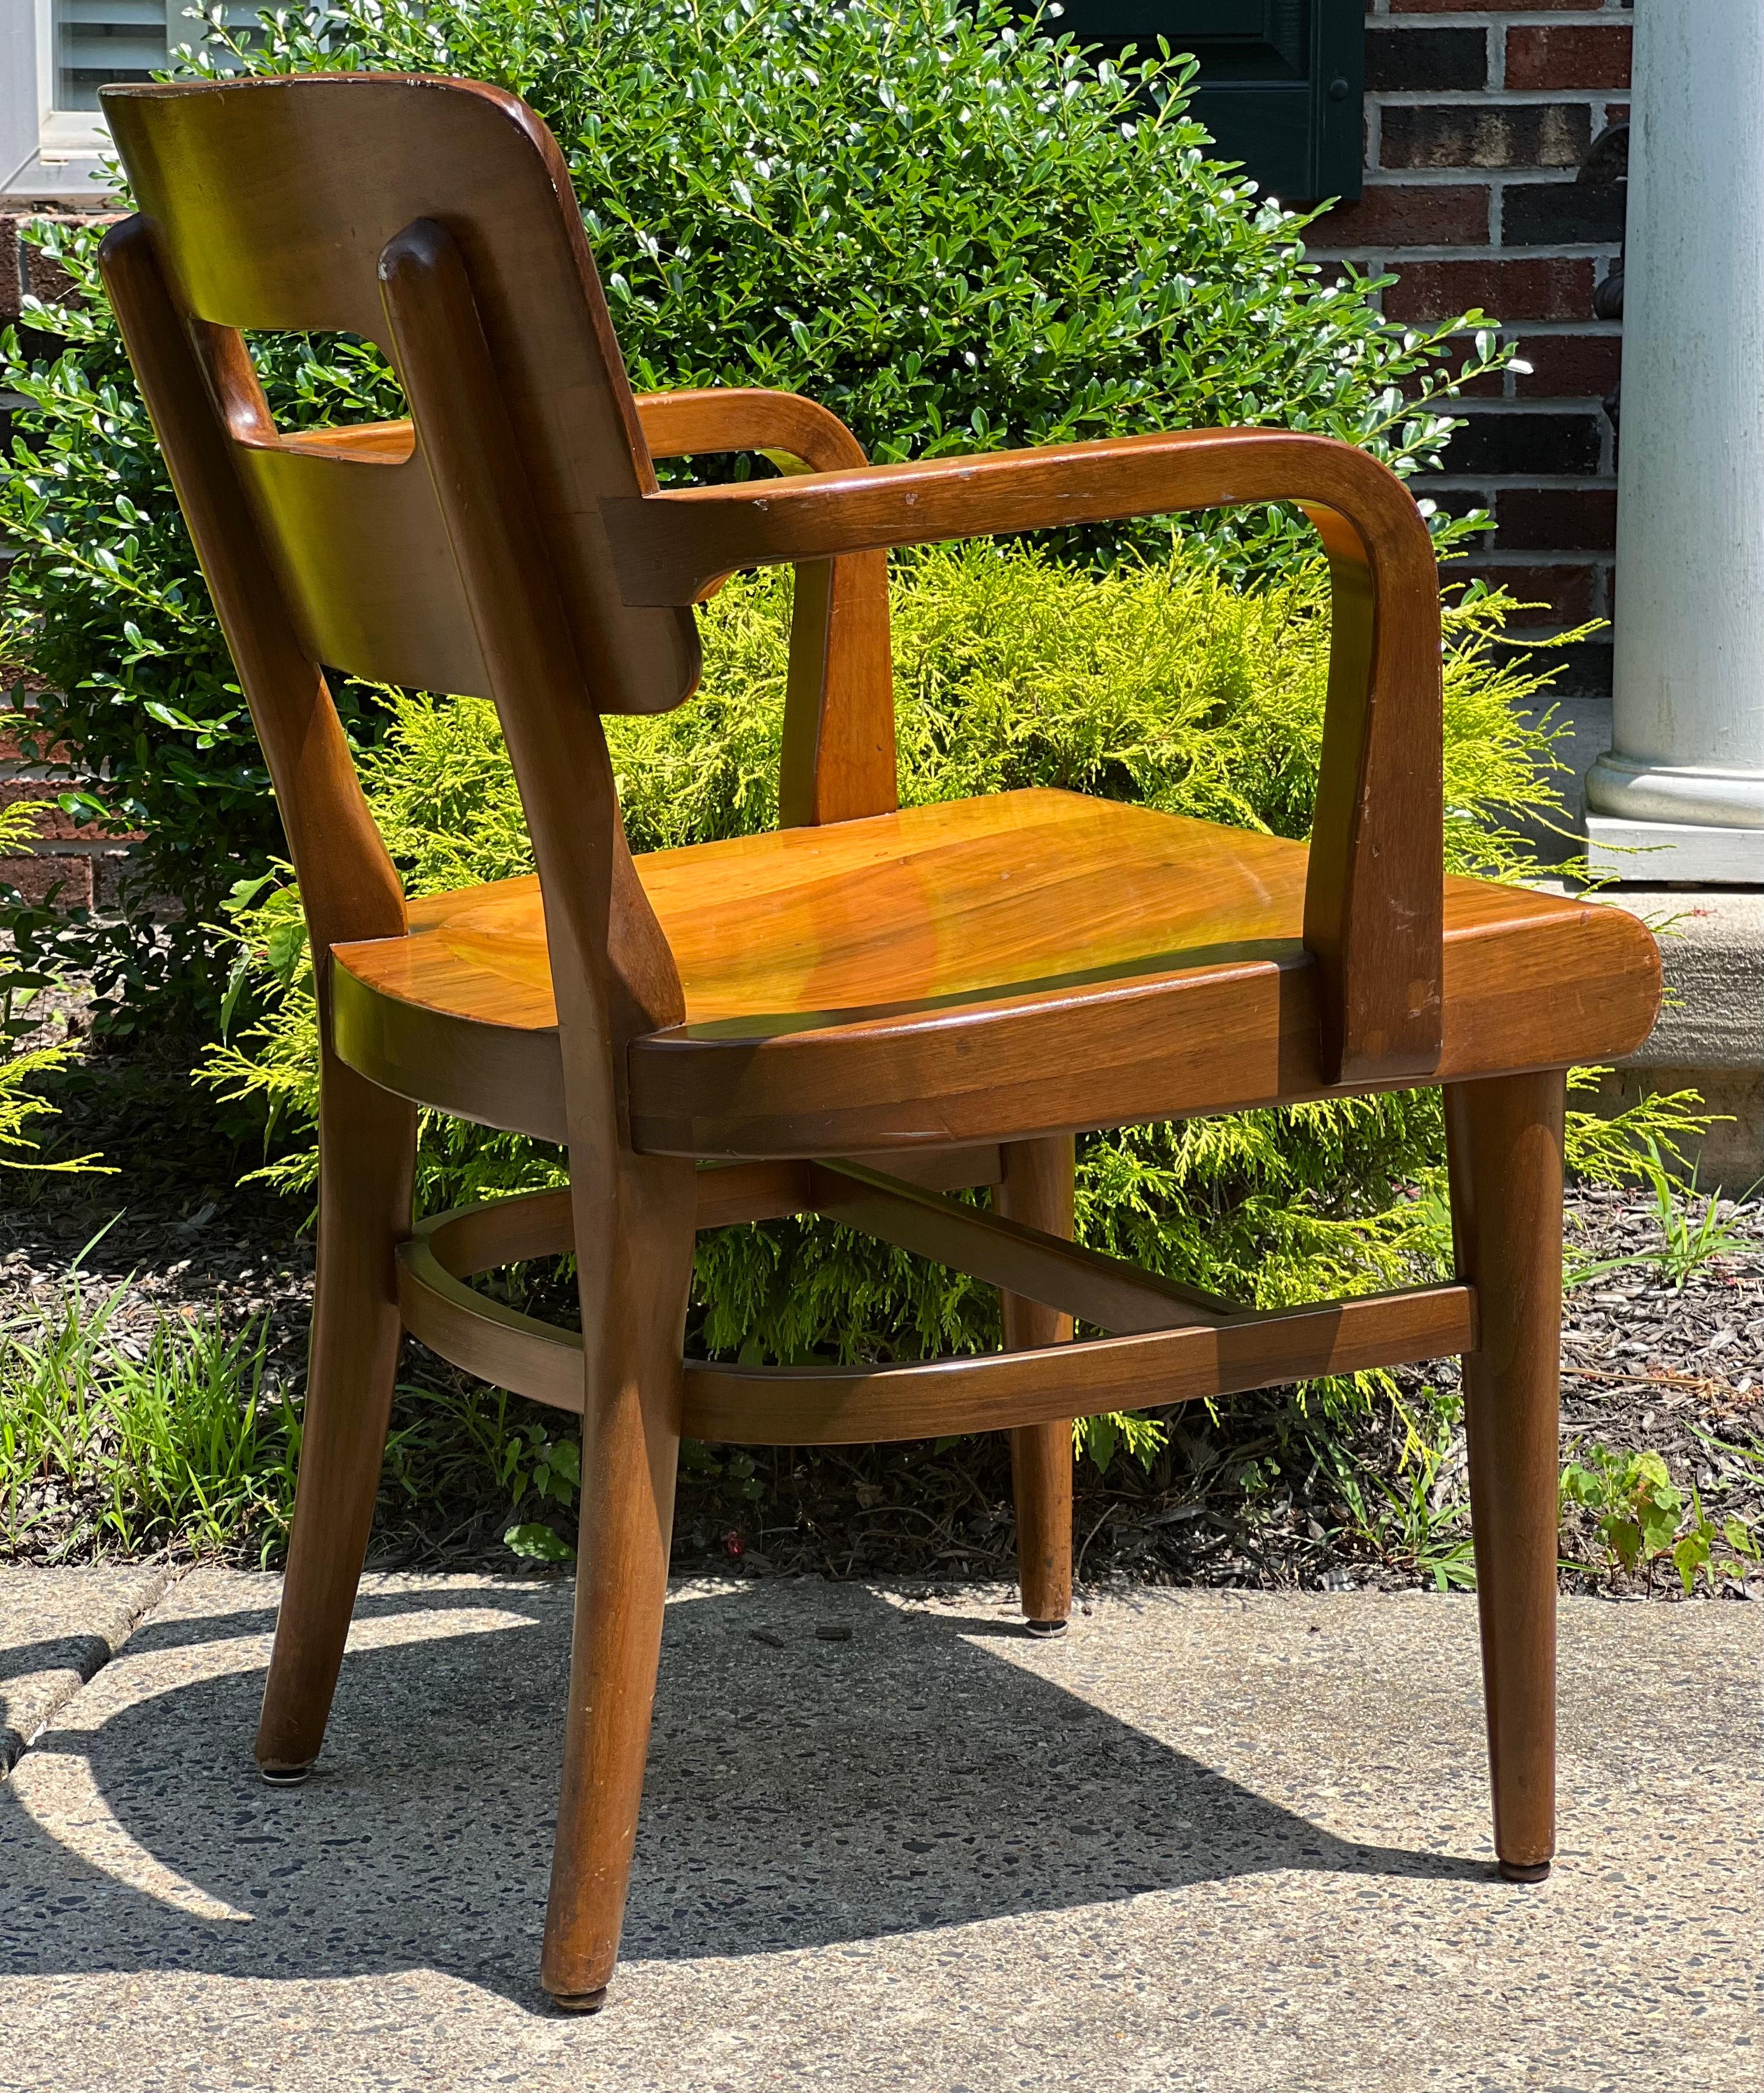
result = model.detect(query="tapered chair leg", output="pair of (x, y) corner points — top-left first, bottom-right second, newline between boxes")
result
(998, 1135), (1076, 1634)
(542, 1154), (698, 2010)
(1445, 1069), (1566, 1882)
(256, 1056), (417, 1778)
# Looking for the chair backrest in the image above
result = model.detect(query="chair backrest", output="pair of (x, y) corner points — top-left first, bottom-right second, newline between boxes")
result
(100, 72), (712, 1084)
(102, 72), (699, 718)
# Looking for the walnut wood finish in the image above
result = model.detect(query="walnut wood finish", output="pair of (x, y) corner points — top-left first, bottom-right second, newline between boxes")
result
(1446, 1071), (1566, 1879)
(812, 1158), (1233, 1330)
(331, 792), (1660, 1154)
(97, 69), (1658, 2007)
(997, 1138), (1077, 1630)
(394, 1179), (1477, 1440)
(103, 72), (698, 716)
(207, 382), (897, 827)
(604, 429), (1446, 1087)
(399, 1151), (1228, 1419)
(683, 1287), (1476, 1445)
(374, 210), (700, 2005)
(96, 220), (407, 964)
(97, 214), (421, 1788)
(256, 1066), (416, 1777)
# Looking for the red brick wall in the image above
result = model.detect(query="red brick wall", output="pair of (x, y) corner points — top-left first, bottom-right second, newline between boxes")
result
(1, 215), (137, 909)
(0, 703), (135, 911)
(1314, 1), (1629, 704)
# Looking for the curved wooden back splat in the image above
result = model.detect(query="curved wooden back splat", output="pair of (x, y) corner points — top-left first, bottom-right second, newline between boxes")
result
(99, 72), (699, 718)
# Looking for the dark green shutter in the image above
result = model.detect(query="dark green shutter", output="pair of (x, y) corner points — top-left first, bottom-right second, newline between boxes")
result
(1053, 0), (1365, 204)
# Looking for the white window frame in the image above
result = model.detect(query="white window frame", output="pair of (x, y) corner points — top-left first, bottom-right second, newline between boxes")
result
(2, 0), (130, 203)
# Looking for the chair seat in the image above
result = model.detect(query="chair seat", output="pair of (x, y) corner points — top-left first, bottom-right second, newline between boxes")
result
(329, 788), (1660, 1154)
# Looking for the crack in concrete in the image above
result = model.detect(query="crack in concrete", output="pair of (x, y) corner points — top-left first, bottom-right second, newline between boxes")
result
(1, 1560), (181, 1773)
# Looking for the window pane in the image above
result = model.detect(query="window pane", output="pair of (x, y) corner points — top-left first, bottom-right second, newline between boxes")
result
(56, 1), (176, 111)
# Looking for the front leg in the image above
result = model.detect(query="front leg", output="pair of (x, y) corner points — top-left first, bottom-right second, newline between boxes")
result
(1445, 1070), (1566, 1880)
(541, 1150), (698, 2008)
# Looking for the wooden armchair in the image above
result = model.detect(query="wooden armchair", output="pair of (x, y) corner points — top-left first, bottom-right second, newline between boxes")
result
(97, 74), (1660, 2010)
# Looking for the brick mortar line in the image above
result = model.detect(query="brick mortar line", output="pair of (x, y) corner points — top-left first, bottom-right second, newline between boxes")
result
(1435, 321), (1620, 336)
(1297, 318), (1623, 342)
(1458, 629), (1609, 647)
(1368, 9), (1630, 19)
(1370, 92), (1626, 106)
(1350, 168), (1621, 186)
(1441, 398), (1616, 413)
(1321, 245), (1624, 256)
(4, 839), (134, 856)
(1322, 245), (1622, 260)
(1435, 475), (1619, 486)
(1433, 476), (1618, 491)
(1465, 549), (1615, 564)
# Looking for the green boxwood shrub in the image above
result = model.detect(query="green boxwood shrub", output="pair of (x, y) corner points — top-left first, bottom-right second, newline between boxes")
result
(201, 544), (1702, 1467)
(1, 0), (1505, 1031)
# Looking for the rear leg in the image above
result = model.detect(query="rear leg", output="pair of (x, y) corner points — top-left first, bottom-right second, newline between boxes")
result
(256, 1056), (416, 1777)
(997, 1136), (1076, 1634)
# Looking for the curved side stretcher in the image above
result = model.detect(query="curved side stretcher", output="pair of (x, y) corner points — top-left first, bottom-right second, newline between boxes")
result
(397, 1164), (1477, 1445)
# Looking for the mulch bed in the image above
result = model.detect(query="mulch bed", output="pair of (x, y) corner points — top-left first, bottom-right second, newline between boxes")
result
(4, 1047), (1758, 1598)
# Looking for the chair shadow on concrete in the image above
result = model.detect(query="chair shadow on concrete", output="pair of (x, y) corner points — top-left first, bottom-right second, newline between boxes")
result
(0, 1579), (1489, 2010)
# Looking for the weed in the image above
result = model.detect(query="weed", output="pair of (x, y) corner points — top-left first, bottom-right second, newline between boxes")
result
(1567, 1140), (1760, 1291)
(497, 1419), (583, 1561)
(1312, 1383), (1477, 1590)
(0, 1270), (291, 1560)
(0, 1262), (590, 1564)
(1559, 1442), (1760, 1593)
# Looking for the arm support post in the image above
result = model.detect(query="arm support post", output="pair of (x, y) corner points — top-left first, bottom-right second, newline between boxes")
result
(634, 388), (896, 827)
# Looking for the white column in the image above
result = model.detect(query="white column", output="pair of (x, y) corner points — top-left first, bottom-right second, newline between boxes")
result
(1585, 0), (1764, 883)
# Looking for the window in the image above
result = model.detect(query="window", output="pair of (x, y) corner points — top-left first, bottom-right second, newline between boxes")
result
(55, 1), (176, 113)
(2, 0), (188, 200)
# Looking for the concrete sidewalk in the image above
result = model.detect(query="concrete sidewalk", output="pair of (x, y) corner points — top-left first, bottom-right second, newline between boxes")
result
(0, 1567), (1755, 2092)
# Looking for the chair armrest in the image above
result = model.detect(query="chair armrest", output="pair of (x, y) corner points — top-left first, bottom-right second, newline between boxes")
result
(631, 388), (895, 827)
(635, 386), (869, 475)
(605, 428), (1444, 1087)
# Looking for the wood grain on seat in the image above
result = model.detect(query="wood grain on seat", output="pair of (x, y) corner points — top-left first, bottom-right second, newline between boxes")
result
(331, 787), (1660, 1152)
